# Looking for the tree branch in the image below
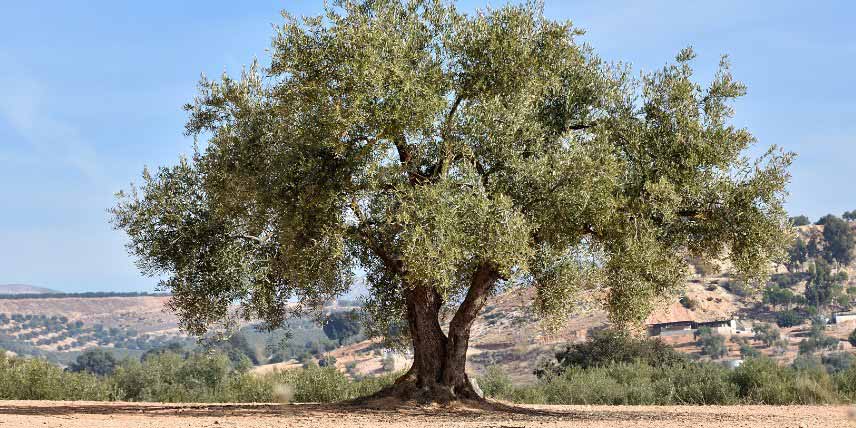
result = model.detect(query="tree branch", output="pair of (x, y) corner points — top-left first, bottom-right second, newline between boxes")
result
(449, 263), (499, 332)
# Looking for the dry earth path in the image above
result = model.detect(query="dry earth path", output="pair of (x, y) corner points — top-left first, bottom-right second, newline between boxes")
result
(0, 401), (852, 428)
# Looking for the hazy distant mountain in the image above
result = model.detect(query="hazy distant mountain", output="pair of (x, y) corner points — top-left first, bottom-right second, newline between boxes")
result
(0, 284), (60, 294)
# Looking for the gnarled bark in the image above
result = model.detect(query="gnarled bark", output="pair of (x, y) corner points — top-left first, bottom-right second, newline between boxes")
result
(366, 265), (498, 403)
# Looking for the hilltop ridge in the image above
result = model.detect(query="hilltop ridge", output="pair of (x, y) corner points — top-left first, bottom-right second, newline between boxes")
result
(0, 284), (59, 295)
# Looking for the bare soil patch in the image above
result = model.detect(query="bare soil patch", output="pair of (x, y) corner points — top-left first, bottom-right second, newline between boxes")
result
(0, 401), (852, 428)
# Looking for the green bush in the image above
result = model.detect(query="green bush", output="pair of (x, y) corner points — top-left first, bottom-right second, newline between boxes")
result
(0, 352), (114, 400)
(730, 357), (842, 404)
(68, 348), (117, 376)
(696, 327), (727, 359)
(775, 310), (806, 328)
(477, 366), (515, 399)
(662, 363), (738, 404)
(546, 329), (688, 373)
(732, 336), (760, 358)
(263, 365), (397, 403)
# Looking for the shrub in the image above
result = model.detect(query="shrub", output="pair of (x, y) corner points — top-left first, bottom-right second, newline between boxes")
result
(732, 336), (760, 358)
(658, 363), (738, 405)
(679, 296), (698, 310)
(696, 327), (727, 359)
(834, 364), (856, 399)
(775, 310), (806, 328)
(849, 328), (856, 347)
(548, 329), (688, 373)
(731, 357), (796, 404)
(790, 215), (811, 226)
(322, 310), (362, 345)
(752, 323), (781, 347)
(798, 336), (839, 355)
(264, 366), (395, 403)
(68, 348), (117, 376)
(0, 352), (113, 400)
(476, 366), (515, 399)
(730, 357), (842, 404)
(821, 352), (854, 373)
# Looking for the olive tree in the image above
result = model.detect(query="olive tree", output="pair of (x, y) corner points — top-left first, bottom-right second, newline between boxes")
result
(111, 1), (792, 401)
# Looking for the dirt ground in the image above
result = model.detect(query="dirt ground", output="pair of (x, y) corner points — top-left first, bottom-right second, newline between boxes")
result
(0, 401), (854, 428)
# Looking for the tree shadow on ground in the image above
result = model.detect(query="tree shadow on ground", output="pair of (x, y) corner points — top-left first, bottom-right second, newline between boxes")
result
(0, 401), (751, 423)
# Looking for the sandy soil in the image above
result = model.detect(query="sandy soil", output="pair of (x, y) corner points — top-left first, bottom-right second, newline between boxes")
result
(0, 401), (852, 428)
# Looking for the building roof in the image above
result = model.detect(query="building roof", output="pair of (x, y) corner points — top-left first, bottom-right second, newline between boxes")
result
(645, 300), (734, 326)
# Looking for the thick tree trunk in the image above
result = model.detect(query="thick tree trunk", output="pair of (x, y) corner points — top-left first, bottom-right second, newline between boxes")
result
(441, 264), (497, 398)
(368, 266), (498, 403)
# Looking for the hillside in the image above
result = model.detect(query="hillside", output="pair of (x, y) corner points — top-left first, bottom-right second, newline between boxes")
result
(0, 284), (59, 294)
(4, 220), (856, 378)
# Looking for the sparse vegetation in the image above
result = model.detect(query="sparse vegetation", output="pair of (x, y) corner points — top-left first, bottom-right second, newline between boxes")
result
(481, 333), (856, 405)
(0, 348), (396, 403)
(696, 327), (727, 359)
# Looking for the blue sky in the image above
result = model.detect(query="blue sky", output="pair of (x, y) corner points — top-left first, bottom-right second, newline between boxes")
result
(1, 1), (853, 292)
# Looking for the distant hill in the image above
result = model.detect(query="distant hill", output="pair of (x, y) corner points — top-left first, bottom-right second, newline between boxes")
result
(0, 284), (59, 295)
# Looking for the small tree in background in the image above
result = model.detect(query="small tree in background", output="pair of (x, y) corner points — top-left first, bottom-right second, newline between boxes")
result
(68, 348), (117, 376)
(752, 323), (781, 348)
(848, 328), (856, 348)
(731, 336), (760, 358)
(786, 237), (808, 272)
(798, 317), (838, 355)
(696, 326), (727, 359)
(843, 210), (856, 222)
(790, 215), (811, 227)
(821, 215), (855, 265)
(323, 310), (362, 345)
(805, 259), (843, 310)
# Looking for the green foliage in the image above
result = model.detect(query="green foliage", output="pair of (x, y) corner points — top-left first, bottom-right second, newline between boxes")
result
(763, 285), (800, 310)
(542, 329), (688, 375)
(0, 352), (114, 400)
(789, 215), (811, 227)
(322, 310), (362, 345)
(731, 336), (760, 358)
(111, 0), (792, 348)
(849, 328), (856, 348)
(805, 259), (845, 309)
(68, 348), (118, 376)
(786, 237), (808, 271)
(843, 210), (856, 222)
(265, 366), (398, 403)
(141, 342), (187, 361)
(731, 357), (841, 404)
(775, 310), (806, 328)
(819, 214), (855, 265)
(476, 366), (516, 399)
(696, 327), (727, 359)
(821, 352), (854, 373)
(752, 323), (781, 348)
(114, 350), (395, 403)
(485, 357), (849, 405)
(203, 333), (260, 368)
(679, 295), (698, 310)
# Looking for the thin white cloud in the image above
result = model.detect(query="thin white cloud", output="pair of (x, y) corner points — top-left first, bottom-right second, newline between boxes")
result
(0, 64), (100, 180)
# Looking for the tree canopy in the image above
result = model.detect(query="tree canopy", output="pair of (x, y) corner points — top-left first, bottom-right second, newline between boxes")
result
(68, 348), (117, 376)
(111, 0), (792, 400)
(821, 215), (855, 265)
(323, 310), (362, 345)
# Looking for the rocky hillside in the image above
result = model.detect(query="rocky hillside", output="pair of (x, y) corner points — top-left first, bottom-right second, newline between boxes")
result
(4, 217), (856, 379)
